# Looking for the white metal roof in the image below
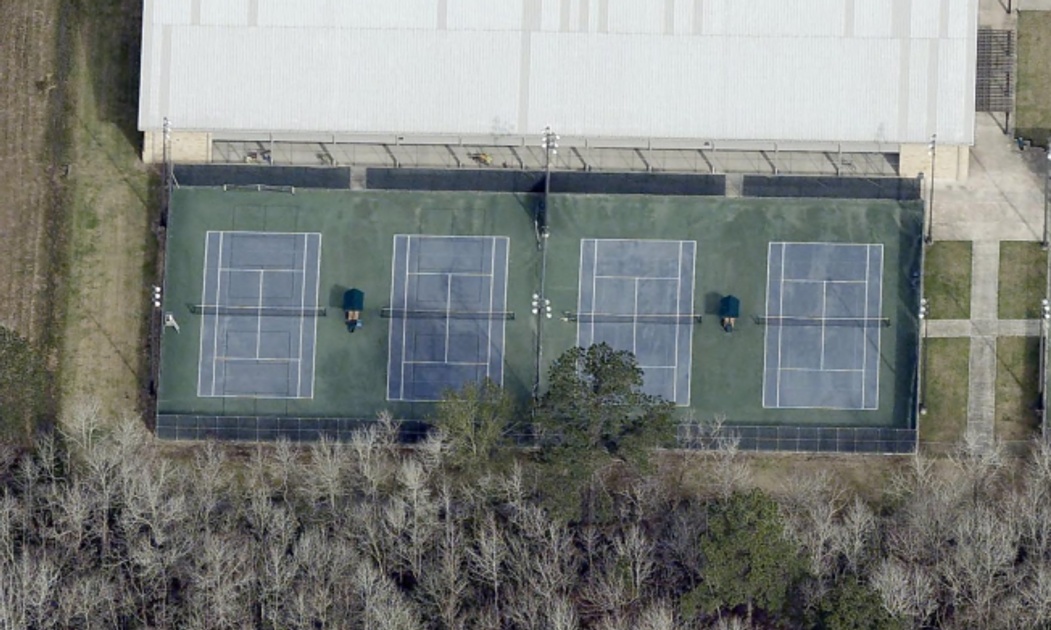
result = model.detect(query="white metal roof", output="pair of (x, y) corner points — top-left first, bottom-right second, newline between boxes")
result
(139, 0), (978, 146)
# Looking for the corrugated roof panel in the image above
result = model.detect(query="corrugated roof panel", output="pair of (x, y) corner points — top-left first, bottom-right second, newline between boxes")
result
(853, 1), (894, 38)
(256, 0), (437, 29)
(447, 0), (522, 31)
(673, 0), (694, 36)
(910, 1), (942, 39)
(200, 0), (249, 26)
(905, 41), (931, 140)
(947, 0), (971, 38)
(152, 0), (192, 25)
(606, 2), (664, 35)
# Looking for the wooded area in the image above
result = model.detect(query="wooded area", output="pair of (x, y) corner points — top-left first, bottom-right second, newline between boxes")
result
(2, 394), (1051, 629)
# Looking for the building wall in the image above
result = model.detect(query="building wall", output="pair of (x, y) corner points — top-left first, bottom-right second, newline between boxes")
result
(142, 131), (212, 164)
(898, 143), (970, 182)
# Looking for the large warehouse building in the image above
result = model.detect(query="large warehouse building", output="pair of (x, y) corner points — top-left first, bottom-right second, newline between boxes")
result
(139, 0), (978, 180)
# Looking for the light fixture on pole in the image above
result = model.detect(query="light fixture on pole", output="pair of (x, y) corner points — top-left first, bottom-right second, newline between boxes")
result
(1043, 147), (1050, 250)
(918, 298), (930, 415)
(924, 134), (937, 244)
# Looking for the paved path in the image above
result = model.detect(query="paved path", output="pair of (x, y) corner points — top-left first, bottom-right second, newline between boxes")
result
(924, 0), (1046, 449)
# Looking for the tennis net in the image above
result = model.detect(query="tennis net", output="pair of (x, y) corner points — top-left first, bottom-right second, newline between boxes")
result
(756, 316), (890, 328)
(189, 305), (327, 317)
(562, 312), (703, 324)
(380, 308), (515, 321)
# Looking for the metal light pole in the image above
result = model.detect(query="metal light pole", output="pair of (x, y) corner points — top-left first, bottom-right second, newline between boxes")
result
(925, 134), (937, 244)
(1043, 144), (1050, 249)
(918, 298), (930, 415)
(532, 127), (557, 401)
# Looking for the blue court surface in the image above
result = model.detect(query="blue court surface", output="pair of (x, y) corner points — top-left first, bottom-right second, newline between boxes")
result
(576, 239), (696, 405)
(763, 242), (883, 410)
(197, 231), (322, 398)
(387, 235), (510, 402)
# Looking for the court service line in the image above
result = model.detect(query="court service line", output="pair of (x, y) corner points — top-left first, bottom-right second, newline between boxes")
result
(444, 274), (453, 362)
(776, 243), (786, 407)
(782, 279), (867, 285)
(218, 267), (303, 273)
(197, 232), (213, 397)
(498, 238), (510, 387)
(256, 272), (265, 359)
(211, 232), (225, 397)
(861, 245), (870, 408)
(820, 281), (827, 370)
(779, 367), (863, 373)
(673, 241), (682, 404)
(400, 237), (412, 401)
(686, 241), (697, 406)
(592, 240), (599, 347)
(872, 245), (885, 410)
(310, 233), (323, 397)
(385, 236), (400, 401)
(404, 360), (489, 366)
(632, 279), (639, 354)
(215, 357), (302, 363)
(575, 240), (587, 348)
(486, 239), (496, 381)
(594, 274), (682, 281)
(296, 233), (308, 398)
(410, 271), (493, 277)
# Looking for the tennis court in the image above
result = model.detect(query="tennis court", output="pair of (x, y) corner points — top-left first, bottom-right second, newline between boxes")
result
(196, 231), (321, 398)
(386, 235), (510, 402)
(575, 239), (696, 405)
(157, 187), (922, 447)
(763, 242), (884, 410)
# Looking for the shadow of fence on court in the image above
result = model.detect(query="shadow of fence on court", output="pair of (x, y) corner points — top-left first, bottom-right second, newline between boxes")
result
(678, 424), (917, 454)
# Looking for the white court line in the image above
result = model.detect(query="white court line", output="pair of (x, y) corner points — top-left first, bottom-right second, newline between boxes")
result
(782, 279), (867, 284)
(632, 279), (639, 354)
(780, 367), (862, 373)
(762, 242), (773, 407)
(819, 281), (827, 370)
(212, 230), (318, 237)
(685, 241), (697, 406)
(861, 245), (870, 408)
(592, 240), (599, 346)
(486, 238), (496, 380)
(444, 274), (452, 362)
(405, 360), (488, 366)
(306, 233), (322, 399)
(400, 236), (412, 400)
(218, 267), (302, 273)
(385, 236), (400, 401)
(409, 271), (493, 277)
(211, 232), (225, 396)
(575, 240), (586, 347)
(215, 357), (302, 363)
(673, 241), (682, 404)
(638, 365), (679, 370)
(872, 244), (884, 410)
(499, 238), (509, 387)
(776, 243), (786, 407)
(256, 272), (264, 359)
(296, 233), (307, 398)
(594, 274), (682, 281)
(196, 232), (213, 397)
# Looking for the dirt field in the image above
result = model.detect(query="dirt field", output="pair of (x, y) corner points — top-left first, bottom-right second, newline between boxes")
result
(0, 0), (154, 439)
(59, 0), (154, 422)
(0, 0), (70, 438)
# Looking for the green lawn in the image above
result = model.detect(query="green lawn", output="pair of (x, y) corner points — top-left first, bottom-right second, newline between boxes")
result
(995, 337), (1042, 442)
(924, 241), (971, 319)
(998, 242), (1047, 319)
(919, 338), (969, 446)
(1017, 11), (1051, 143)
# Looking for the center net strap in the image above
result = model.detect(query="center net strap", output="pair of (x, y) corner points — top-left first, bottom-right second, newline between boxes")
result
(380, 308), (515, 321)
(190, 305), (326, 317)
(563, 312), (702, 324)
(756, 316), (890, 328)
